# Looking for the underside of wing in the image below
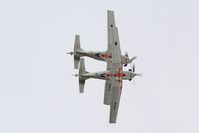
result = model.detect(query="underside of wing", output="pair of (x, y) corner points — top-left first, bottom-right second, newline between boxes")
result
(103, 80), (112, 105)
(107, 10), (123, 123)
(112, 27), (121, 64)
(107, 10), (116, 52)
(109, 79), (122, 123)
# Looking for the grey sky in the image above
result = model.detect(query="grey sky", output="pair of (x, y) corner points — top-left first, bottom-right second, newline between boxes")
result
(0, 0), (199, 132)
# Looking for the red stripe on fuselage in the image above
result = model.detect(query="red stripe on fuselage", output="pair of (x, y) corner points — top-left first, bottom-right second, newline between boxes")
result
(105, 68), (125, 78)
(99, 53), (112, 59)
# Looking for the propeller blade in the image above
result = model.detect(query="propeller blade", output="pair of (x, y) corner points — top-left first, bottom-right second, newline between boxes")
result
(133, 64), (135, 73)
(134, 73), (142, 76)
(131, 56), (137, 61)
(132, 73), (142, 84)
(125, 51), (128, 57)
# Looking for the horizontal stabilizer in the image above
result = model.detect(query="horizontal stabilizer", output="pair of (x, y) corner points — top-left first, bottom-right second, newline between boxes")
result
(79, 58), (87, 93)
(74, 35), (81, 69)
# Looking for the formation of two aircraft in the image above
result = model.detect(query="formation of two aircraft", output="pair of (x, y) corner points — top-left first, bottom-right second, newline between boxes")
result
(68, 10), (141, 123)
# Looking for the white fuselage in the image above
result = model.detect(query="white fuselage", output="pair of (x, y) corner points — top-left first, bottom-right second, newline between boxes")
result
(76, 50), (131, 65)
(82, 70), (134, 81)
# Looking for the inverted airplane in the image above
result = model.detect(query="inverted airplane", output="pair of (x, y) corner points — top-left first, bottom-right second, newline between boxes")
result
(69, 10), (141, 123)
(67, 12), (137, 69)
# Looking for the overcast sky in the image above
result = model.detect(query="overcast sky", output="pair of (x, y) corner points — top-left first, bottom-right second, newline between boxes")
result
(0, 0), (199, 133)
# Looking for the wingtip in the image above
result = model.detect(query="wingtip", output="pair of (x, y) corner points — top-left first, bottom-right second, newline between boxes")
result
(75, 34), (80, 37)
(107, 10), (114, 13)
(109, 120), (116, 124)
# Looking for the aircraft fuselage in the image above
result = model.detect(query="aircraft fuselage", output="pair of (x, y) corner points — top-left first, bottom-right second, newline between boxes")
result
(76, 50), (111, 61)
(82, 70), (134, 81)
(76, 50), (131, 64)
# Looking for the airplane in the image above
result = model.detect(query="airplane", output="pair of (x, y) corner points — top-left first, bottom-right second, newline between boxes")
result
(77, 57), (141, 123)
(71, 10), (141, 123)
(67, 11), (137, 69)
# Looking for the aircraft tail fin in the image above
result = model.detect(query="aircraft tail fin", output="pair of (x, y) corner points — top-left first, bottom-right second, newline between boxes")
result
(73, 35), (83, 69)
(78, 58), (87, 93)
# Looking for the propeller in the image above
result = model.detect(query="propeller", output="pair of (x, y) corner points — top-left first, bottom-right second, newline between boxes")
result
(134, 73), (142, 76)
(128, 64), (142, 82)
(125, 51), (129, 57)
(124, 51), (137, 67)
(131, 56), (137, 61)
(66, 52), (73, 55)
(128, 64), (133, 80)
(125, 51), (137, 61)
(128, 64), (134, 72)
(132, 73), (142, 84)
(124, 52), (129, 67)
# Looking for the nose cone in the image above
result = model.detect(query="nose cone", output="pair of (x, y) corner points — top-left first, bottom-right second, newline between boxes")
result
(123, 56), (132, 65)
(128, 72), (133, 81)
(127, 58), (132, 64)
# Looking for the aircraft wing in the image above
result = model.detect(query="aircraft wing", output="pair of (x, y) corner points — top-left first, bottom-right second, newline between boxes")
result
(109, 76), (123, 123)
(109, 26), (123, 123)
(111, 27), (121, 63)
(104, 56), (112, 104)
(104, 17), (122, 106)
(107, 10), (122, 60)
(104, 10), (119, 105)
(107, 10), (116, 53)
(103, 80), (112, 105)
(104, 11), (123, 123)
(109, 57), (123, 123)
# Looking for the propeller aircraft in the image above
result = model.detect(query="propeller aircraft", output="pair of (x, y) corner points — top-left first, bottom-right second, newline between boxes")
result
(68, 10), (141, 123)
